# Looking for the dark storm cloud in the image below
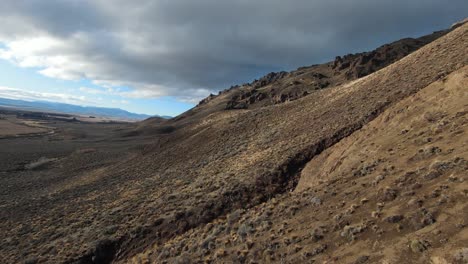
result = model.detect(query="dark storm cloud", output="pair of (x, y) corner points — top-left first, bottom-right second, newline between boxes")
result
(0, 0), (466, 101)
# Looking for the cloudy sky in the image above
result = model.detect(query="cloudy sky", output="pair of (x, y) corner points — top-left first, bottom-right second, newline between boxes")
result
(0, 0), (466, 116)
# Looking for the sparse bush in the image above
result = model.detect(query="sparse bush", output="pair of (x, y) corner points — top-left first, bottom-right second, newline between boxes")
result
(174, 252), (191, 264)
(157, 247), (170, 259)
(237, 224), (252, 242)
(409, 239), (430, 253)
(227, 209), (243, 227)
(380, 187), (398, 201)
(23, 257), (38, 264)
(340, 224), (366, 241)
(310, 196), (322, 206)
(311, 227), (325, 241)
(423, 111), (446, 123)
(25, 157), (57, 170)
(453, 248), (468, 263)
(211, 225), (225, 236)
(200, 235), (215, 250)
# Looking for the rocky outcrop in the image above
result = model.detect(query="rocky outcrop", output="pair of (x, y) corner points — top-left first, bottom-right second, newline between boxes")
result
(332, 30), (449, 80)
(220, 28), (450, 110)
(251, 71), (289, 89)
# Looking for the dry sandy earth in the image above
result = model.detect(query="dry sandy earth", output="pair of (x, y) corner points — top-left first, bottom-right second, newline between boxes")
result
(0, 117), (49, 137)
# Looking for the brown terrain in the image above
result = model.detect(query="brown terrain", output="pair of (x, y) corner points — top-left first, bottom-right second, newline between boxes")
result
(0, 114), (50, 138)
(0, 21), (467, 264)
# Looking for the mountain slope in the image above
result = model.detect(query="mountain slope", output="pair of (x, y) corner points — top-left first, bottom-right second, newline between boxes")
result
(137, 65), (467, 263)
(118, 22), (465, 263)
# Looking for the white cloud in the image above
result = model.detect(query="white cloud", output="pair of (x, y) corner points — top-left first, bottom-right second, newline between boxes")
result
(0, 86), (96, 106)
(79, 87), (106, 95)
(111, 99), (130, 105)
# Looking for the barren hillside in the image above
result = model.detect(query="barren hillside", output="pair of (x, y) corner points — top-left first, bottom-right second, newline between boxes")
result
(0, 22), (466, 264)
(137, 65), (467, 263)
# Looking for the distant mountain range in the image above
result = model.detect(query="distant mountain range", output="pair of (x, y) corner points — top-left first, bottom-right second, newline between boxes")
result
(0, 97), (169, 120)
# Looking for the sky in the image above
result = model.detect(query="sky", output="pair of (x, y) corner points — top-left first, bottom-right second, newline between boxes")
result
(0, 0), (466, 116)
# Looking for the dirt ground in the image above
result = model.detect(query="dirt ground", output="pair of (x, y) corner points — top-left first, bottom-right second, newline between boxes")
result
(0, 117), (49, 138)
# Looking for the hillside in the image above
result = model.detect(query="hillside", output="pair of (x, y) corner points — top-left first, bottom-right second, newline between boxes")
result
(136, 65), (467, 263)
(0, 22), (466, 264)
(117, 21), (468, 263)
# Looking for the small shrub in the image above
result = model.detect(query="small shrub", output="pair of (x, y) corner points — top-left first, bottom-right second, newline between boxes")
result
(453, 248), (468, 263)
(237, 224), (252, 242)
(25, 157), (57, 170)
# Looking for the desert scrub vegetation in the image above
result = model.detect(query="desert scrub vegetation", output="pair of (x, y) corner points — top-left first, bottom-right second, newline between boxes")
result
(25, 157), (58, 170)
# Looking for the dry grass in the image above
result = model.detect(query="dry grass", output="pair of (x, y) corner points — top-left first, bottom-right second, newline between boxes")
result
(132, 65), (468, 264)
(0, 118), (48, 137)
